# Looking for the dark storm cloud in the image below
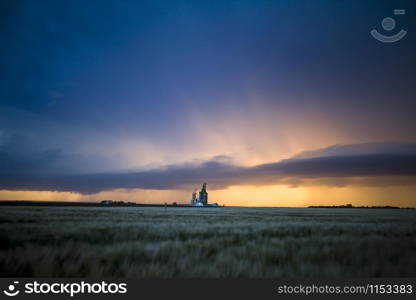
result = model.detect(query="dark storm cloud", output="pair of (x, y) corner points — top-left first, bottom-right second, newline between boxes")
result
(1, 143), (416, 193)
(0, 133), (116, 176)
(1, 0), (416, 158)
(1, 1), (416, 195)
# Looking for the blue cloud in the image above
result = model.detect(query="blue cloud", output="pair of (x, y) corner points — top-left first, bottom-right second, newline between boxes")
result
(1, 142), (416, 193)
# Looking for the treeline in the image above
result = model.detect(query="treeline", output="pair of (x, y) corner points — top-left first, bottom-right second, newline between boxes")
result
(308, 204), (409, 209)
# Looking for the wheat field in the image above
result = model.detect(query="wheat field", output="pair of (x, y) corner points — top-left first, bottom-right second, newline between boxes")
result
(0, 206), (415, 277)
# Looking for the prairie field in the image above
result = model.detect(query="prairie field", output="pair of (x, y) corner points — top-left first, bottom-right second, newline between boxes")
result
(0, 206), (415, 277)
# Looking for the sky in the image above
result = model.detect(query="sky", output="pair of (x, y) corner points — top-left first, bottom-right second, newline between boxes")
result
(1, 0), (416, 207)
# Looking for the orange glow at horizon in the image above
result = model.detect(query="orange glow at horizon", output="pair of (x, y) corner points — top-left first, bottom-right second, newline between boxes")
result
(101, 98), (409, 171)
(1, 184), (415, 208)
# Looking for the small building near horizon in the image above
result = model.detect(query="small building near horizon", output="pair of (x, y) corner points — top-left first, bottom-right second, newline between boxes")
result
(190, 183), (218, 207)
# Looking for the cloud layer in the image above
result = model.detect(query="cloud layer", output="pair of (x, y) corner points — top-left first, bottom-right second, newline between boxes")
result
(1, 142), (416, 193)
